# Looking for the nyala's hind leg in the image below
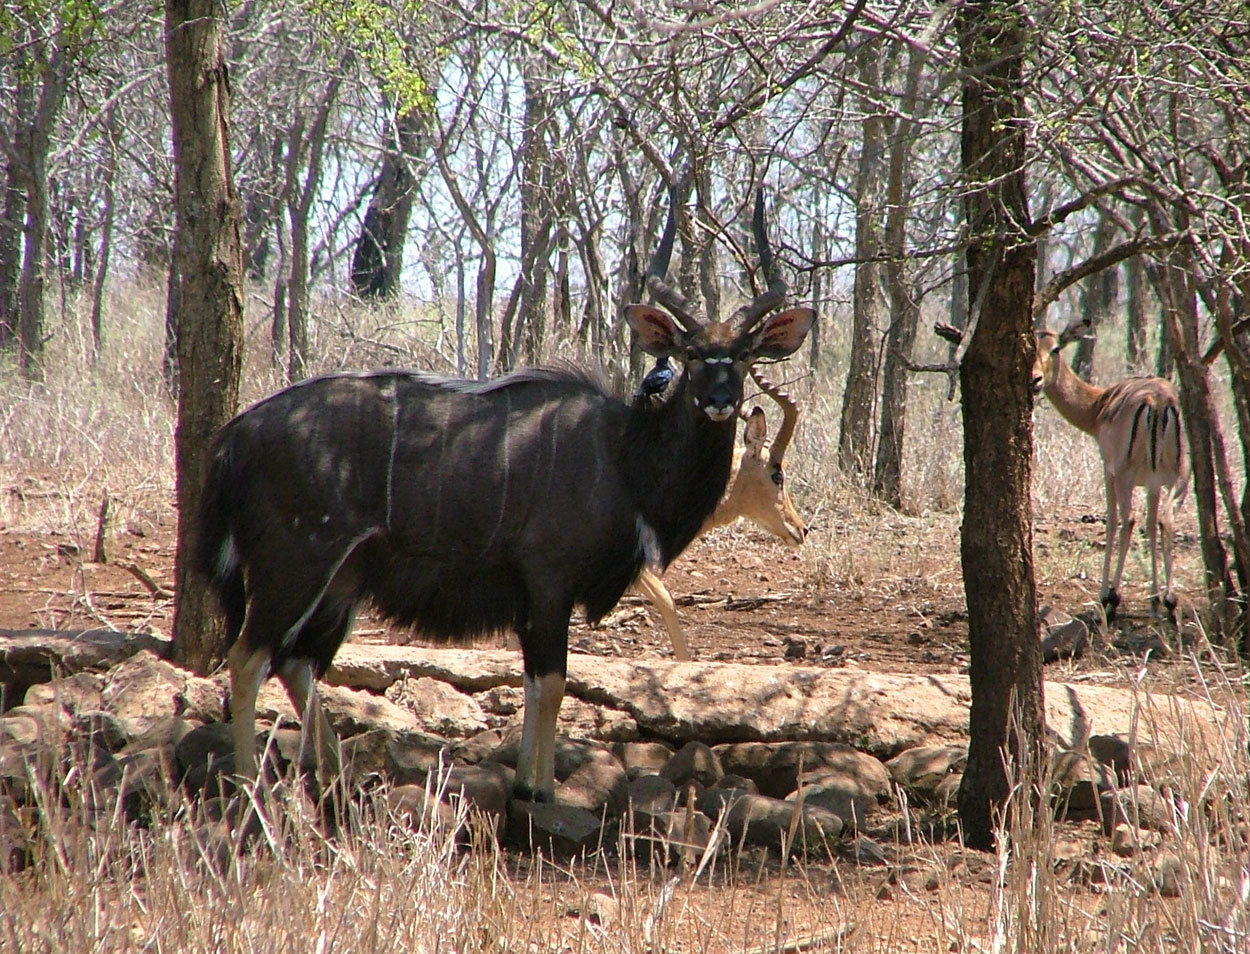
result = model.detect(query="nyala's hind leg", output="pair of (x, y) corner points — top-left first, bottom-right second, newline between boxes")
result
(227, 639), (271, 781)
(277, 657), (342, 789)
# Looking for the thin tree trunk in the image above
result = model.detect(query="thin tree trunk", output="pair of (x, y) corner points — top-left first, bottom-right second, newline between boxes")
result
(955, 0), (1045, 852)
(872, 33), (936, 507)
(1072, 214), (1118, 379)
(1152, 250), (1241, 640)
(350, 109), (422, 300)
(839, 47), (887, 479)
(166, 0), (247, 674)
(284, 74), (342, 382)
(89, 105), (119, 361)
(15, 47), (68, 381)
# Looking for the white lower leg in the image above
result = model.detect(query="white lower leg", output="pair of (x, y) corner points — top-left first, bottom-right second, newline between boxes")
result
(516, 672), (565, 801)
(228, 640), (270, 781)
(279, 658), (341, 784)
(534, 673), (565, 800)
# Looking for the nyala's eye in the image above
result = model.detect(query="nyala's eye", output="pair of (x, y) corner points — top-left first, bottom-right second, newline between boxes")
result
(771, 468), (784, 487)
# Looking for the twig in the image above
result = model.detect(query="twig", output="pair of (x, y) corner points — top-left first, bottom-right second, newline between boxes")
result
(92, 490), (110, 564)
(121, 562), (174, 599)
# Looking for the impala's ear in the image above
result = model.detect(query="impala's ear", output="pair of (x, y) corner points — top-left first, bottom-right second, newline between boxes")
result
(749, 307), (815, 360)
(626, 305), (686, 358)
(743, 407), (768, 450)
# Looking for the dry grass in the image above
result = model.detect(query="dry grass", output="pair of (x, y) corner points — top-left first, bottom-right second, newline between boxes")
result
(2, 281), (1247, 951)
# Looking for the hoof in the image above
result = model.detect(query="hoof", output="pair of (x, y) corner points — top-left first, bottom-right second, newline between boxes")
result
(1100, 589), (1121, 623)
(511, 784), (554, 804)
(1163, 593), (1178, 623)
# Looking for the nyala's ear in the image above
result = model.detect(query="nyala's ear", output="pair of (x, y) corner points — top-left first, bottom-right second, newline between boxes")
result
(749, 307), (815, 360)
(626, 305), (687, 358)
(743, 407), (768, 450)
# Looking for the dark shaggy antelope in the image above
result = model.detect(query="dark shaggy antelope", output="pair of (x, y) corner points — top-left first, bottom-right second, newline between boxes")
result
(1034, 318), (1186, 620)
(633, 370), (805, 660)
(198, 193), (813, 802)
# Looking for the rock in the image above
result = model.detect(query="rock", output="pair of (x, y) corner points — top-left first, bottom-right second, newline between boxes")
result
(386, 677), (488, 737)
(624, 807), (715, 865)
(1134, 744), (1185, 788)
(85, 745), (174, 823)
(1150, 853), (1186, 898)
(1041, 618), (1089, 663)
(506, 801), (603, 857)
(763, 742), (890, 802)
(437, 762), (512, 829)
(724, 794), (843, 853)
(696, 776), (759, 820)
(0, 795), (35, 873)
(1087, 735), (1134, 786)
(712, 742), (774, 782)
(582, 892), (620, 928)
(4, 704), (72, 744)
(934, 773), (962, 807)
(886, 744), (966, 803)
(796, 775), (881, 831)
(339, 727), (450, 787)
(175, 722), (235, 782)
(0, 629), (170, 706)
(845, 834), (889, 866)
(557, 755), (628, 816)
(1098, 785), (1180, 835)
(1110, 823), (1160, 857)
(388, 784), (460, 835)
(0, 713), (40, 748)
(23, 670), (105, 711)
(660, 742), (723, 788)
(626, 774), (679, 816)
(488, 733), (615, 783)
(450, 729), (504, 765)
(95, 653), (196, 749)
(613, 741), (673, 778)
(1051, 751), (1116, 815)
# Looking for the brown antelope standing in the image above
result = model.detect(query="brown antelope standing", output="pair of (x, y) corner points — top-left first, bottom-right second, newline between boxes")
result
(1033, 318), (1186, 620)
(633, 370), (806, 660)
(197, 190), (813, 803)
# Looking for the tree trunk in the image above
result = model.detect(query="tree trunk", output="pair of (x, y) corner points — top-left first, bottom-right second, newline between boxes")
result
(89, 105), (119, 360)
(873, 36), (934, 508)
(14, 46), (68, 380)
(284, 74), (342, 382)
(839, 47), (887, 479)
(1125, 254), (1150, 373)
(514, 58), (554, 366)
(1072, 214), (1118, 379)
(350, 109), (422, 300)
(1151, 249), (1243, 640)
(0, 157), (25, 353)
(166, 0), (247, 675)
(955, 0), (1045, 852)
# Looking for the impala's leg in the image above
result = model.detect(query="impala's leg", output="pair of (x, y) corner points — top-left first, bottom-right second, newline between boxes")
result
(1144, 487), (1162, 616)
(1108, 482), (1137, 614)
(227, 636), (270, 782)
(514, 604), (570, 803)
(1160, 488), (1178, 619)
(633, 568), (691, 661)
(277, 657), (342, 786)
(1099, 470), (1121, 617)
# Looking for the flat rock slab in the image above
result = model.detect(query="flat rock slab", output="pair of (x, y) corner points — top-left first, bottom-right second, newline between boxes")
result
(0, 634), (1231, 761)
(330, 647), (1228, 757)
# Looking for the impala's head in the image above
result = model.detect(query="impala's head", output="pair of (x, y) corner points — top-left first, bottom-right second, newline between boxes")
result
(625, 189), (814, 422)
(727, 401), (806, 545)
(1032, 317), (1090, 395)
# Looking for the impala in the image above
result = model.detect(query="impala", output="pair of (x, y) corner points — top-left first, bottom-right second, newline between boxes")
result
(633, 370), (806, 660)
(197, 191), (814, 802)
(1034, 318), (1186, 620)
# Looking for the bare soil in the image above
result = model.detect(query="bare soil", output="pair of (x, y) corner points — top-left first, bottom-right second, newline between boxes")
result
(0, 493), (1225, 952)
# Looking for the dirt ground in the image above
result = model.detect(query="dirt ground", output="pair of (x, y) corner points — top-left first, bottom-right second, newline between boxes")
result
(0, 489), (1214, 690)
(0, 492), (1226, 952)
